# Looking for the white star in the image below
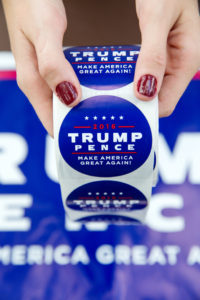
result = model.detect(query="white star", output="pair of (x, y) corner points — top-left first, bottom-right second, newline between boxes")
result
(111, 116), (115, 120)
(102, 116), (106, 120)
(88, 192), (92, 195)
(96, 192), (100, 195)
(119, 116), (124, 120)
(93, 116), (98, 120)
(104, 192), (108, 195)
(112, 192), (115, 195)
(119, 192), (123, 195)
(85, 116), (89, 120)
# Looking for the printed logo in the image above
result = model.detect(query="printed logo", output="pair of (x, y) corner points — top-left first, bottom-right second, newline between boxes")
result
(59, 96), (152, 177)
(66, 181), (147, 211)
(64, 45), (140, 90)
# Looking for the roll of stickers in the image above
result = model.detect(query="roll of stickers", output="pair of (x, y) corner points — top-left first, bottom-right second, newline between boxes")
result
(53, 45), (158, 224)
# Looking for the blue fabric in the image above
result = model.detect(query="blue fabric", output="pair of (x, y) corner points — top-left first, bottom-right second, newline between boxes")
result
(0, 76), (200, 300)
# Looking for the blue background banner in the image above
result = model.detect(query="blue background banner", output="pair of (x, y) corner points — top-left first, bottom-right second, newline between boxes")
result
(0, 54), (200, 300)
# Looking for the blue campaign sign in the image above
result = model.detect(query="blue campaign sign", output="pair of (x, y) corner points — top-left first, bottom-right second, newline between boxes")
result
(0, 53), (200, 300)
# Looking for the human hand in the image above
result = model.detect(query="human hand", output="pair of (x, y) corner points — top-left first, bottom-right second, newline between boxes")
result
(2, 0), (81, 136)
(134, 0), (200, 117)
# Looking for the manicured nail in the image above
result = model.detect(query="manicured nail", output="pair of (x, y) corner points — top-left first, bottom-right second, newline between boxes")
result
(137, 74), (157, 97)
(56, 81), (78, 105)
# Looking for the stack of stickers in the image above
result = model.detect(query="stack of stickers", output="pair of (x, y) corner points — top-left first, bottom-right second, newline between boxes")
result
(53, 45), (158, 224)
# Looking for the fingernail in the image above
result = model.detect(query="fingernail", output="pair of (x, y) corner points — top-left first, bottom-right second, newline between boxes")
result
(56, 81), (78, 105)
(137, 74), (157, 98)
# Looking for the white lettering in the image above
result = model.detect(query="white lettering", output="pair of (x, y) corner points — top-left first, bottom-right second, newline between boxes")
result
(131, 132), (142, 142)
(11, 245), (26, 265)
(82, 133), (93, 143)
(146, 193), (185, 232)
(164, 245), (180, 265)
(132, 246), (147, 265)
(115, 245), (131, 264)
(97, 133), (109, 143)
(68, 133), (79, 143)
(54, 245), (71, 265)
(159, 133), (200, 184)
(0, 133), (28, 184)
(96, 245), (114, 264)
(0, 194), (32, 231)
(148, 246), (166, 265)
(115, 144), (122, 151)
(71, 246), (90, 265)
(113, 133), (127, 143)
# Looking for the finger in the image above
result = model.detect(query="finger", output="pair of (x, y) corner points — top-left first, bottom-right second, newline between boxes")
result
(159, 15), (200, 117)
(34, 22), (81, 108)
(159, 68), (198, 117)
(13, 31), (54, 136)
(134, 3), (172, 101)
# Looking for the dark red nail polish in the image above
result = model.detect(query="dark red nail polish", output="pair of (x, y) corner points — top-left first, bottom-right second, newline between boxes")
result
(137, 74), (157, 97)
(56, 81), (78, 105)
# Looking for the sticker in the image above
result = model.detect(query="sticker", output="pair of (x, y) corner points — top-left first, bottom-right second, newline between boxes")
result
(66, 181), (147, 211)
(59, 95), (152, 177)
(64, 45), (140, 90)
(76, 215), (142, 224)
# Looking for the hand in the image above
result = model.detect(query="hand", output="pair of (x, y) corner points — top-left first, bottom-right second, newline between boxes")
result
(134, 0), (200, 117)
(2, 0), (81, 136)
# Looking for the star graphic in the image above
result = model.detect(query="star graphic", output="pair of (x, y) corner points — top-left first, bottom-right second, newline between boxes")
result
(85, 116), (89, 120)
(96, 192), (100, 195)
(93, 116), (98, 120)
(88, 192), (92, 195)
(119, 192), (123, 195)
(111, 116), (115, 120)
(102, 116), (106, 120)
(119, 116), (124, 120)
(104, 192), (108, 195)
(111, 192), (115, 195)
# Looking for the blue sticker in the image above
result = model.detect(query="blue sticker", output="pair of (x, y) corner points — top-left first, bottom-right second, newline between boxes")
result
(76, 215), (142, 224)
(59, 96), (152, 177)
(64, 45), (140, 90)
(66, 180), (147, 212)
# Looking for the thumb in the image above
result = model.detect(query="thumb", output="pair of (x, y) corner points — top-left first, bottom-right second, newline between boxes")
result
(35, 30), (81, 107)
(134, 13), (169, 100)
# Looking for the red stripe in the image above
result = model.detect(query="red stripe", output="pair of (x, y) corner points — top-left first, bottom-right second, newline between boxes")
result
(0, 70), (16, 80)
(74, 126), (91, 129)
(118, 125), (135, 128)
(71, 61), (136, 64)
(72, 151), (137, 155)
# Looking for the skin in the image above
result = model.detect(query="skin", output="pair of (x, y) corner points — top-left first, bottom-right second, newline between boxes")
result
(135, 0), (200, 116)
(2, 0), (200, 136)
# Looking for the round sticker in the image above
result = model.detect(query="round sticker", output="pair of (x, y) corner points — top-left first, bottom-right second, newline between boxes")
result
(66, 180), (147, 212)
(64, 45), (140, 90)
(59, 95), (152, 177)
(76, 215), (142, 224)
